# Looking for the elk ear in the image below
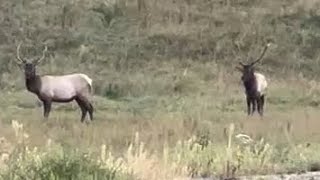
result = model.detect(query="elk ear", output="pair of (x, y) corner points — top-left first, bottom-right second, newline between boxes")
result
(239, 62), (245, 66)
(33, 58), (41, 66)
(13, 61), (24, 70)
(236, 66), (243, 72)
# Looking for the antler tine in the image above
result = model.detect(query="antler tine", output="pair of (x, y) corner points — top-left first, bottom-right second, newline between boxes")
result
(15, 42), (26, 64)
(239, 62), (245, 66)
(232, 48), (246, 67)
(250, 43), (271, 66)
(34, 45), (48, 65)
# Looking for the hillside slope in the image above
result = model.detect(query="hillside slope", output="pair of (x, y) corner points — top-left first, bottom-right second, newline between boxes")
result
(1, 0), (320, 179)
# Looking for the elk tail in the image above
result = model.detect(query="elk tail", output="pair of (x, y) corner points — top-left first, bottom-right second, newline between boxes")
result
(80, 74), (93, 93)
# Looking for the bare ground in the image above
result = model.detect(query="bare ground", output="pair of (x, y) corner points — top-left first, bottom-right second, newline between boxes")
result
(193, 171), (320, 180)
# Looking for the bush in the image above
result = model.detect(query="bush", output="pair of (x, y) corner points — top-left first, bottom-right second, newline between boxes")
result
(0, 121), (134, 180)
(1, 147), (132, 180)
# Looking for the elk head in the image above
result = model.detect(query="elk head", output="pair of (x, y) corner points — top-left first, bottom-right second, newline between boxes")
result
(14, 43), (48, 79)
(237, 43), (271, 81)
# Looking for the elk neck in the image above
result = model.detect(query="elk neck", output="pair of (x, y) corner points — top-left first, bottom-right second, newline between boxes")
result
(25, 74), (42, 95)
(242, 73), (257, 96)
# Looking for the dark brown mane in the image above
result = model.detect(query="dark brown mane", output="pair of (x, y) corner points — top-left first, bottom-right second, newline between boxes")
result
(25, 74), (42, 96)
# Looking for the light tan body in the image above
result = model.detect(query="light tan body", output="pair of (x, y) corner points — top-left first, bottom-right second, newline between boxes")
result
(254, 72), (267, 96)
(39, 73), (92, 102)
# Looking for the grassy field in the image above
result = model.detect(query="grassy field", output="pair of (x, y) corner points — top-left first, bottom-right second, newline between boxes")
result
(1, 0), (320, 179)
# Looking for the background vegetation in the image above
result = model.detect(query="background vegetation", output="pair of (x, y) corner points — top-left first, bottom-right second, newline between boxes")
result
(1, 0), (320, 179)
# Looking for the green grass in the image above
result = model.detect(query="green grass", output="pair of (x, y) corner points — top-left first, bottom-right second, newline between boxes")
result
(1, 0), (320, 179)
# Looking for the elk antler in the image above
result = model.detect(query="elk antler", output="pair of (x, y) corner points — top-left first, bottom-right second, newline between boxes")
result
(15, 42), (26, 64)
(250, 43), (271, 66)
(33, 45), (48, 65)
(233, 50), (246, 67)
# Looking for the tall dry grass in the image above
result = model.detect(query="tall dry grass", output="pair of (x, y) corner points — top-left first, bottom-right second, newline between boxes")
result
(1, 120), (320, 179)
(0, 0), (320, 178)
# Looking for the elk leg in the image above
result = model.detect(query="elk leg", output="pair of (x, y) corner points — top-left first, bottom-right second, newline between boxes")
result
(42, 100), (52, 120)
(257, 97), (262, 116)
(87, 102), (94, 121)
(82, 99), (94, 121)
(75, 98), (87, 123)
(251, 98), (257, 115)
(246, 96), (251, 116)
(260, 95), (265, 116)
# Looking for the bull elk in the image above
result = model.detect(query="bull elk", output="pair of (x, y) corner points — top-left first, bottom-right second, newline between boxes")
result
(236, 43), (270, 117)
(13, 43), (94, 123)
